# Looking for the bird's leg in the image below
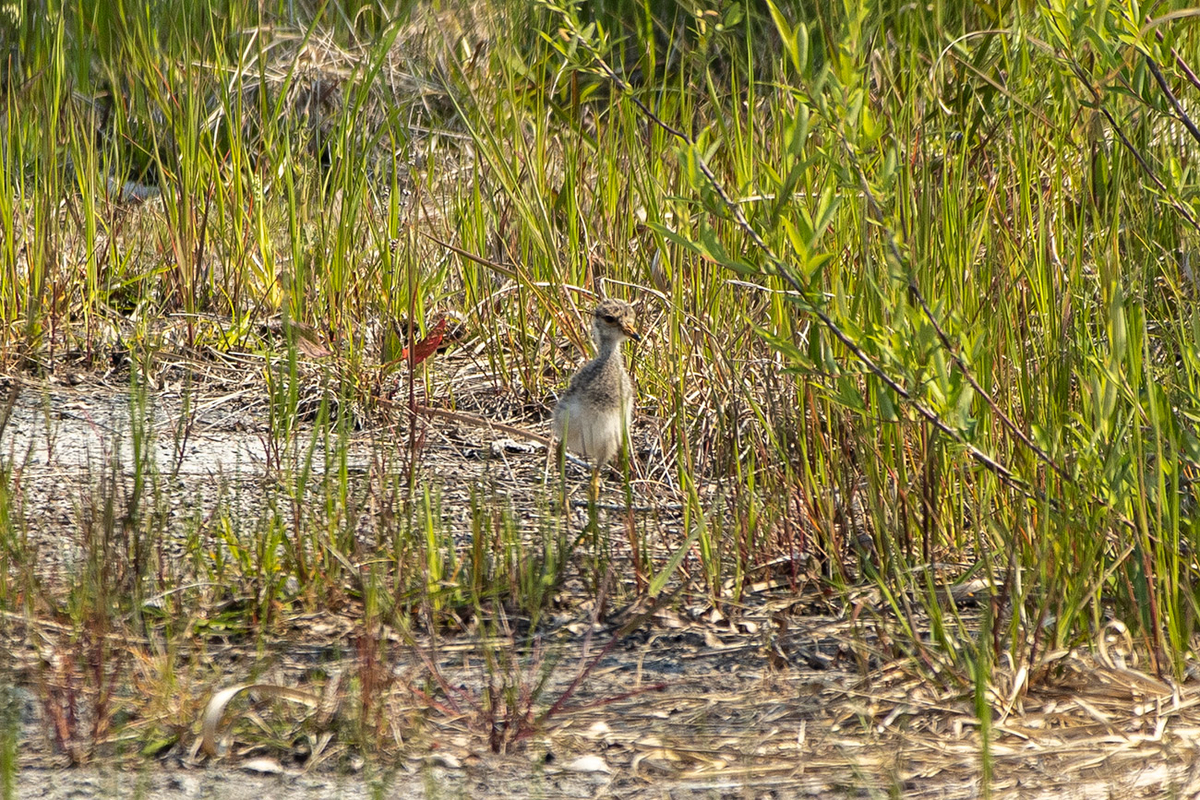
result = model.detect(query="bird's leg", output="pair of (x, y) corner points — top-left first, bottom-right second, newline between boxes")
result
(579, 466), (601, 573)
(552, 435), (569, 511)
(553, 434), (566, 477)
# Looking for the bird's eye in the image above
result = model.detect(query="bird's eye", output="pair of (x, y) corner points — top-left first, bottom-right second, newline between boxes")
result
(601, 314), (616, 323)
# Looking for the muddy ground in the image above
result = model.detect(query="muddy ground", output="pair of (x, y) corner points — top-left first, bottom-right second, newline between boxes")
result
(4, 366), (1200, 799)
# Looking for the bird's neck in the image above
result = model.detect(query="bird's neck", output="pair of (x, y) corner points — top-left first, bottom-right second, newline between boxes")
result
(595, 337), (623, 360)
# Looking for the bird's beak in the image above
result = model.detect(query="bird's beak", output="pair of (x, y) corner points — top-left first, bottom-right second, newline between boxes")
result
(622, 322), (642, 343)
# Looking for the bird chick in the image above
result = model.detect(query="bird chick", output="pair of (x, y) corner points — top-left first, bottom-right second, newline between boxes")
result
(553, 299), (641, 469)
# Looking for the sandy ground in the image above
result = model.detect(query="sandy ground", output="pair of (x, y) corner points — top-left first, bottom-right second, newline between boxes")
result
(4, 377), (1200, 799)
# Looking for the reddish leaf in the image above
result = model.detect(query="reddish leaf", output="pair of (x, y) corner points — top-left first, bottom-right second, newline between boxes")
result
(402, 317), (447, 366)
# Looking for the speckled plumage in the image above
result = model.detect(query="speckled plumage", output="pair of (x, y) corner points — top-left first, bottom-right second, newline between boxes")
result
(553, 299), (640, 467)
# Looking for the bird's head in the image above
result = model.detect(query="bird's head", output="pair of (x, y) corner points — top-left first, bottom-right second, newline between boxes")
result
(592, 298), (641, 345)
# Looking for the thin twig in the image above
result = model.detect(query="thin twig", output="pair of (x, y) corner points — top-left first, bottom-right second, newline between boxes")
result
(1068, 59), (1200, 235)
(1145, 55), (1200, 153)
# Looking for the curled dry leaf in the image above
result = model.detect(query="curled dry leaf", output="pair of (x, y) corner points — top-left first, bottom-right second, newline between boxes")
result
(585, 720), (613, 739)
(401, 317), (448, 366)
(424, 752), (463, 769)
(562, 754), (611, 774)
(241, 757), (287, 775)
(490, 437), (543, 456)
(200, 683), (322, 758)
